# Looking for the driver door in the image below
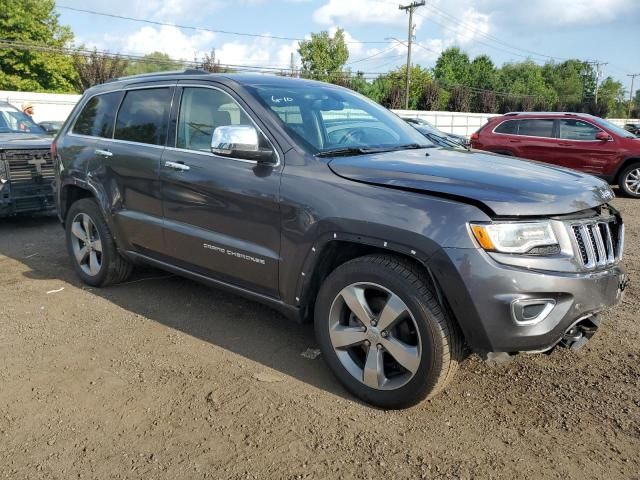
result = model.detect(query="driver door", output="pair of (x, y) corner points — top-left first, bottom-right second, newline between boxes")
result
(160, 84), (283, 297)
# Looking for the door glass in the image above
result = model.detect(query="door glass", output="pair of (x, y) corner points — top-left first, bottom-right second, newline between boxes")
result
(114, 88), (171, 145)
(559, 119), (601, 141)
(73, 92), (123, 138)
(516, 119), (554, 138)
(177, 87), (255, 152)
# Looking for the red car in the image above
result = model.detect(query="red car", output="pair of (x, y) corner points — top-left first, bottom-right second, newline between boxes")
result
(470, 112), (640, 198)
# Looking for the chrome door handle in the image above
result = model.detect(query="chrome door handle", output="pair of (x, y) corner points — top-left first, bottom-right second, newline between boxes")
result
(164, 161), (190, 171)
(95, 149), (113, 157)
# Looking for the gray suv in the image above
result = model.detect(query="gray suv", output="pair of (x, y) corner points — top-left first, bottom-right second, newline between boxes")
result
(54, 71), (626, 408)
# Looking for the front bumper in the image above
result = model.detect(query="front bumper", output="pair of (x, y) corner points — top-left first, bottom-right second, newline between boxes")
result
(0, 181), (55, 216)
(432, 246), (626, 354)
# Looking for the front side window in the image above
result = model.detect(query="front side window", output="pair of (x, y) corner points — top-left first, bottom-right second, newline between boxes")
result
(73, 92), (122, 138)
(114, 88), (171, 145)
(0, 106), (45, 134)
(246, 84), (430, 154)
(516, 119), (554, 138)
(559, 119), (601, 140)
(176, 87), (258, 152)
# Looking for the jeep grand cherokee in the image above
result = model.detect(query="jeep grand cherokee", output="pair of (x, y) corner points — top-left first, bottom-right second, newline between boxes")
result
(54, 71), (626, 409)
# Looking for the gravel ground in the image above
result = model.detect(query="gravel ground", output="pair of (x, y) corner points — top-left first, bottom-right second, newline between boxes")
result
(0, 197), (638, 480)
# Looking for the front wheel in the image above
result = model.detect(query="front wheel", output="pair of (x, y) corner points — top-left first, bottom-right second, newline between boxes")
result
(619, 164), (640, 198)
(314, 255), (463, 409)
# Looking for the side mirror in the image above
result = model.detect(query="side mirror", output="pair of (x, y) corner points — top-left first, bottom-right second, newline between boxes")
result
(595, 131), (612, 141)
(211, 125), (275, 163)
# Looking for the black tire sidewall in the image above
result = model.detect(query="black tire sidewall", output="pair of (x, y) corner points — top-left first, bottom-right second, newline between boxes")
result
(619, 164), (640, 198)
(65, 199), (114, 287)
(315, 258), (447, 409)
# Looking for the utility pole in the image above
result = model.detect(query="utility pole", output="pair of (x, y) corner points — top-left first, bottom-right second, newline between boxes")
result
(627, 73), (640, 119)
(592, 61), (608, 105)
(399, 1), (425, 110)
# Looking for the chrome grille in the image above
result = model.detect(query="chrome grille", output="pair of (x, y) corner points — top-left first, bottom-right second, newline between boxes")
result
(569, 218), (623, 269)
(2, 149), (54, 184)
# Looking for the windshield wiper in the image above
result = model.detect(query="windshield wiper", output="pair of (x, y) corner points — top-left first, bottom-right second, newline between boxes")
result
(316, 143), (432, 157)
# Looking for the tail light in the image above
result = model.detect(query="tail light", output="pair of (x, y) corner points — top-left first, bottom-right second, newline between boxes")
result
(50, 140), (58, 158)
(470, 132), (479, 141)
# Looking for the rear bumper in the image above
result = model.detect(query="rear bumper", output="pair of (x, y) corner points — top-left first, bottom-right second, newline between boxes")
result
(431, 247), (626, 354)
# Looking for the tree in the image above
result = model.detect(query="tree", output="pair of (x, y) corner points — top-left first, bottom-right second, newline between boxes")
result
(200, 49), (231, 73)
(73, 50), (130, 91)
(596, 77), (626, 117)
(433, 47), (470, 88)
(0, 0), (76, 92)
(467, 55), (496, 90)
(125, 52), (183, 76)
(542, 60), (585, 111)
(298, 29), (349, 83)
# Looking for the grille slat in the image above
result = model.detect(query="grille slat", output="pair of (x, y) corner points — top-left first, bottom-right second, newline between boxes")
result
(569, 217), (623, 270)
(3, 149), (54, 185)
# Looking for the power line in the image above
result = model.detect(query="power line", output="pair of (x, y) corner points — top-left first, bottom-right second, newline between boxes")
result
(56, 5), (391, 45)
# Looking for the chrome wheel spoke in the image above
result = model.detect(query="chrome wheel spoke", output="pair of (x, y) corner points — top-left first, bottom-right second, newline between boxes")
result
(330, 326), (367, 349)
(71, 221), (86, 240)
(340, 285), (372, 324)
(381, 337), (420, 374)
(376, 292), (408, 332)
(82, 214), (92, 239)
(363, 345), (385, 389)
(92, 239), (102, 253)
(88, 251), (100, 275)
(75, 245), (88, 264)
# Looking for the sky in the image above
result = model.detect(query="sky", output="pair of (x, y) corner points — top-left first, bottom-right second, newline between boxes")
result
(57, 0), (640, 89)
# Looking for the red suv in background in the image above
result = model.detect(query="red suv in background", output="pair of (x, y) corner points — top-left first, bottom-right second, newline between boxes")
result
(470, 112), (640, 198)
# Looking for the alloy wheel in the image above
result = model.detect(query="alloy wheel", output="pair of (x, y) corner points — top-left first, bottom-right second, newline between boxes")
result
(328, 282), (422, 391)
(625, 168), (640, 195)
(70, 213), (103, 276)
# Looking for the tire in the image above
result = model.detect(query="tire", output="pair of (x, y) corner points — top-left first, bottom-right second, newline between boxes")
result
(65, 198), (133, 287)
(314, 254), (463, 409)
(618, 163), (640, 198)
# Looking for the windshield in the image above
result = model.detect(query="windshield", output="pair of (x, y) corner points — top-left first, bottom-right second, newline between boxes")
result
(246, 83), (432, 154)
(0, 106), (44, 134)
(591, 117), (636, 139)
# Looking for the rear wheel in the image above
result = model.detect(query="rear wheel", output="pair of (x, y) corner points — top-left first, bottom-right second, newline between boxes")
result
(314, 254), (463, 409)
(65, 198), (132, 286)
(619, 163), (640, 198)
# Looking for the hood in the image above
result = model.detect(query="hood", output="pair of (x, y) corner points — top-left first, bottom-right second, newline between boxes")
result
(0, 133), (52, 149)
(328, 148), (613, 217)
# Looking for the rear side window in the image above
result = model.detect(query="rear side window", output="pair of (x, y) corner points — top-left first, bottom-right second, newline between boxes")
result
(73, 92), (123, 138)
(516, 119), (554, 138)
(114, 88), (171, 146)
(559, 119), (601, 140)
(494, 120), (518, 134)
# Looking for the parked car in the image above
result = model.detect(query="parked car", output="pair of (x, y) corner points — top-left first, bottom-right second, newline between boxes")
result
(0, 101), (55, 216)
(470, 112), (640, 198)
(624, 123), (640, 136)
(39, 120), (64, 135)
(403, 120), (467, 149)
(54, 72), (626, 408)
(402, 117), (469, 147)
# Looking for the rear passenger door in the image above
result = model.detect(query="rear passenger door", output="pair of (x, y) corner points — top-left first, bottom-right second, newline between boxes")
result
(511, 119), (559, 165)
(90, 84), (174, 255)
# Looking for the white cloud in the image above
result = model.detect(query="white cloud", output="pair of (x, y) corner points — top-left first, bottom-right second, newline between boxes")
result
(313, 0), (424, 28)
(123, 25), (216, 60)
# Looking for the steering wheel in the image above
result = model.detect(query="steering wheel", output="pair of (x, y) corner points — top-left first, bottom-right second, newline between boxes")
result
(337, 128), (366, 145)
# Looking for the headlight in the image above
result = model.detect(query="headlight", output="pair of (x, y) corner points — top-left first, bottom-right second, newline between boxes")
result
(470, 221), (558, 254)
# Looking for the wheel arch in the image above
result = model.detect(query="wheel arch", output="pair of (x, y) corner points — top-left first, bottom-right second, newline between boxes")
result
(613, 157), (640, 183)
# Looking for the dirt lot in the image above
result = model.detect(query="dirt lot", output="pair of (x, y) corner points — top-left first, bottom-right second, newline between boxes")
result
(0, 197), (638, 480)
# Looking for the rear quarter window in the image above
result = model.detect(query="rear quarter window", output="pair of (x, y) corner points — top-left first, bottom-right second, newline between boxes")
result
(494, 119), (518, 134)
(73, 92), (123, 138)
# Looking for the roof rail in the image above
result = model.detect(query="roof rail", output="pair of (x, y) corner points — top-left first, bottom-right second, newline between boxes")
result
(106, 68), (210, 83)
(504, 111), (581, 116)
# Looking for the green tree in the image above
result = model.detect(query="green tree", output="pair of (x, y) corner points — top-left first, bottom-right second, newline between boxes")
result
(367, 65), (430, 109)
(433, 47), (470, 87)
(597, 77), (626, 117)
(541, 60), (585, 110)
(298, 29), (349, 83)
(496, 60), (556, 110)
(0, 0), (76, 92)
(467, 54), (496, 90)
(125, 52), (183, 76)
